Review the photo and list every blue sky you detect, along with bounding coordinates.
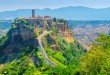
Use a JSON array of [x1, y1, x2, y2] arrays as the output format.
[[0, 0, 110, 11]]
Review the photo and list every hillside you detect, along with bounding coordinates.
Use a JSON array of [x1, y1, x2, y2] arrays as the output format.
[[0, 16, 85, 75], [1, 6, 110, 20], [1, 13, 110, 74], [68, 20, 110, 49], [1, 20, 110, 50]]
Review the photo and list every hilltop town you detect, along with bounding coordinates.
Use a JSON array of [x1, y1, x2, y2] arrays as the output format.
[[10, 9, 74, 46], [0, 9, 81, 75], [0, 8, 110, 75], [1, 0, 110, 74]]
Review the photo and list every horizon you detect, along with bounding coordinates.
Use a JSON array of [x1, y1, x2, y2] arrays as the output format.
[[1, 5, 110, 20], [1, 6, 110, 12], [1, 0, 110, 12]]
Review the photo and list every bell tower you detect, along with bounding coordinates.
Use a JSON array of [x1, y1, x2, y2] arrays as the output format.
[[32, 9, 35, 17]]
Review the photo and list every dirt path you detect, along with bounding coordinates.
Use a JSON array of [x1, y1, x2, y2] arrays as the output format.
[[37, 31, 57, 66]]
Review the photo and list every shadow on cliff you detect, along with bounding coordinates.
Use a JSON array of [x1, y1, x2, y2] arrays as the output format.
[[0, 27, 39, 65]]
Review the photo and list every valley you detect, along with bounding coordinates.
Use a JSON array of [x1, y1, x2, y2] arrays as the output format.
[[1, 0, 110, 74], [0, 10, 110, 75], [68, 20, 110, 49], [73, 25, 110, 49]]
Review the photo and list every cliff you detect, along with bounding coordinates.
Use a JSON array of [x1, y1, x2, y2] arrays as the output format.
[[0, 17, 84, 75]]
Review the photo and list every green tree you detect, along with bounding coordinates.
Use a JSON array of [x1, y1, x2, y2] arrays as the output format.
[[80, 35, 110, 75]]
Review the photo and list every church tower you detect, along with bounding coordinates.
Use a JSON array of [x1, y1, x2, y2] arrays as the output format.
[[32, 9, 35, 17]]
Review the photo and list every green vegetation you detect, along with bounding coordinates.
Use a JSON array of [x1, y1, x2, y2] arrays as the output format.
[[80, 34, 110, 75], [0, 28, 85, 75], [1, 18, 110, 75], [12, 18, 36, 31], [0, 29, 12, 51], [0, 36, 7, 46], [1, 56, 38, 75]]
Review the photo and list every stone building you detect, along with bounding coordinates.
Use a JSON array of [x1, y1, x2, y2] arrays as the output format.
[[26, 10, 53, 29], [11, 9, 54, 45]]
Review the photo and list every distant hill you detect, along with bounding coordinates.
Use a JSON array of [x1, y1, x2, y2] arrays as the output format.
[[67, 20, 110, 28], [1, 6, 110, 20]]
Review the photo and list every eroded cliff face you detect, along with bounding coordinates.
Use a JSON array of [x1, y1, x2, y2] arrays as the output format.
[[11, 24, 35, 45], [0, 17, 74, 64], [10, 17, 53, 47], [0, 19, 38, 63], [12, 17, 73, 44]]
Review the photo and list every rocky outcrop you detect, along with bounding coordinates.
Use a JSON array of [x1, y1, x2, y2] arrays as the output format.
[[0, 17, 72, 64]]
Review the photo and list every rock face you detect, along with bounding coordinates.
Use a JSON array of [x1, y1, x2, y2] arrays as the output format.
[[11, 17, 71, 45], [11, 24, 35, 45], [56, 22, 74, 43], [0, 16, 54, 63], [0, 15, 73, 62], [10, 16, 53, 45]]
